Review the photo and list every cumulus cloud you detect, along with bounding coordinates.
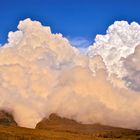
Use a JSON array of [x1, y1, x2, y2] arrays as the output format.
[[123, 45, 140, 91], [88, 21, 140, 77], [0, 18, 140, 129]]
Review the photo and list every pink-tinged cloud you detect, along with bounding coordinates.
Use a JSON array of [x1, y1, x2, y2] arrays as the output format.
[[0, 19, 140, 129]]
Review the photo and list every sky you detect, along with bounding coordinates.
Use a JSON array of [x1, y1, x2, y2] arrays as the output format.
[[0, 0, 140, 47]]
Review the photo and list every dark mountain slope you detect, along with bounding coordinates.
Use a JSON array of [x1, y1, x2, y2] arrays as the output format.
[[0, 110, 17, 126]]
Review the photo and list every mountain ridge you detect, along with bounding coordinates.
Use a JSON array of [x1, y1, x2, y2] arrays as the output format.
[[0, 111, 140, 140]]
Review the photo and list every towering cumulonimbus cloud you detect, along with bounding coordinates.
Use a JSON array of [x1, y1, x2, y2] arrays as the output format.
[[88, 21, 140, 77], [0, 18, 140, 129]]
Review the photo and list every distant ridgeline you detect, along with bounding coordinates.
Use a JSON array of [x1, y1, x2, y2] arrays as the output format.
[[0, 110, 140, 140]]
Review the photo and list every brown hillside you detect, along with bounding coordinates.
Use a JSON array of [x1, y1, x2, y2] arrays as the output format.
[[36, 113, 131, 135], [0, 113, 140, 139]]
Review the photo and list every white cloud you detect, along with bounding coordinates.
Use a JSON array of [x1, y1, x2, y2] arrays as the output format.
[[0, 18, 140, 129], [88, 21, 140, 77]]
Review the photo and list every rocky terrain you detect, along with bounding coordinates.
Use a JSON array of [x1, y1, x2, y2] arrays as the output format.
[[0, 111, 140, 140], [0, 110, 17, 126]]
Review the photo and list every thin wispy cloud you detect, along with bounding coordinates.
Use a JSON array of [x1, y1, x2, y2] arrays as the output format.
[[68, 37, 92, 48]]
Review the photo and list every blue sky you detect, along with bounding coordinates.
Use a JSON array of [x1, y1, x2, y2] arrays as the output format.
[[0, 0, 140, 47]]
